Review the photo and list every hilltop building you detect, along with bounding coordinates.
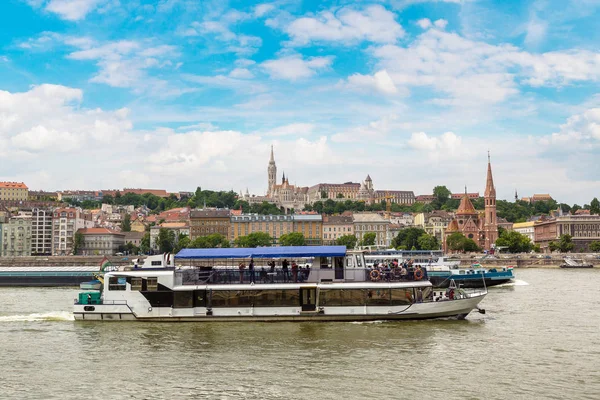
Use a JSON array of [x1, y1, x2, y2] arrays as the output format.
[[0, 182, 28, 202]]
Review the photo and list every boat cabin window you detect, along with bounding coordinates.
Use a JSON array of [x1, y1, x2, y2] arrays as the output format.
[[174, 291, 194, 308], [320, 257, 331, 269], [108, 276, 126, 291], [146, 277, 158, 291], [193, 290, 206, 307], [151, 261, 162, 266], [391, 289, 414, 305], [319, 289, 365, 306], [130, 278, 142, 291], [210, 290, 299, 307], [366, 289, 390, 306]]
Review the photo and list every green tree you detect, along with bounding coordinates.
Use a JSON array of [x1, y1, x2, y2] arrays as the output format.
[[446, 232, 480, 252], [336, 234, 357, 249], [121, 214, 131, 232], [588, 241, 600, 252], [140, 232, 150, 254], [557, 234, 575, 252], [157, 228, 176, 253], [590, 198, 600, 215], [73, 231, 84, 255], [533, 244, 541, 253], [235, 232, 273, 248], [174, 235, 191, 253], [191, 234, 230, 248], [392, 227, 426, 250], [361, 232, 377, 246], [279, 232, 305, 246], [433, 185, 451, 205], [336, 193, 344, 199], [417, 233, 439, 250], [495, 230, 533, 253]]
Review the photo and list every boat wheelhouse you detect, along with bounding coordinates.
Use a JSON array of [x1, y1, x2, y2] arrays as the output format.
[[74, 246, 486, 322]]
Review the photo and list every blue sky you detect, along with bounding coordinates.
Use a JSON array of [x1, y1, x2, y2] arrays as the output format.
[[1, 0, 600, 204]]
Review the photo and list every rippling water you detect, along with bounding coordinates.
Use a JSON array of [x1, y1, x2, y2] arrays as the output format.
[[1, 269, 599, 399]]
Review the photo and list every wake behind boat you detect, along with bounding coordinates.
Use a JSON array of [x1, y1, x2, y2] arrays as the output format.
[[73, 246, 486, 322]]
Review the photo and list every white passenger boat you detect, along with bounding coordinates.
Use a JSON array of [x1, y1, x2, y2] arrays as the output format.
[[73, 246, 487, 322]]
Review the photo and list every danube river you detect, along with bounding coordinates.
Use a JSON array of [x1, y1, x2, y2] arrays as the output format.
[[1, 269, 599, 399]]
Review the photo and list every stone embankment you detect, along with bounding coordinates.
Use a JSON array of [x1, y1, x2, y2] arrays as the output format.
[[0, 256, 135, 268]]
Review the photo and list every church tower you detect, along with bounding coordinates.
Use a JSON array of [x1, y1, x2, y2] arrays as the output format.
[[267, 145, 277, 196], [484, 153, 498, 250]]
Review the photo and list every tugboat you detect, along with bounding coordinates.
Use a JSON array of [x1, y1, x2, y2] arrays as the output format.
[[73, 246, 487, 322]]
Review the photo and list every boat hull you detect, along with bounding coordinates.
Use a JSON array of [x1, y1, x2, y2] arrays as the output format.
[[559, 265, 593, 269], [73, 294, 485, 322], [428, 275, 513, 288], [0, 273, 97, 287]]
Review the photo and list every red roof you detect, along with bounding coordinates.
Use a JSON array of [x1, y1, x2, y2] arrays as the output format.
[[0, 182, 28, 189]]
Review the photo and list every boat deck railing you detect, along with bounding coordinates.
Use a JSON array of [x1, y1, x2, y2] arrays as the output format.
[[178, 267, 428, 286]]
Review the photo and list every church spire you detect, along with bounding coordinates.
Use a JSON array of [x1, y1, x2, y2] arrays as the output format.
[[270, 145, 275, 163], [485, 153, 496, 198]]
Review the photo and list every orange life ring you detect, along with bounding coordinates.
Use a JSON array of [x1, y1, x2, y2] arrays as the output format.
[[369, 269, 381, 282], [414, 268, 424, 281]]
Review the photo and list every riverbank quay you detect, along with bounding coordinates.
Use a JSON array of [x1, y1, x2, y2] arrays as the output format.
[[0, 254, 595, 269], [0, 255, 134, 268]]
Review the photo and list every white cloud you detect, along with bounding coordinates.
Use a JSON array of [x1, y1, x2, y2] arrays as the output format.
[[263, 123, 315, 137], [0, 84, 344, 194], [540, 108, 600, 145], [45, 0, 102, 21], [345, 70, 404, 95], [370, 29, 600, 107], [65, 39, 179, 92], [524, 16, 547, 48], [408, 131, 462, 153], [434, 19, 448, 29], [229, 68, 254, 79], [254, 3, 275, 17], [261, 55, 334, 80], [183, 10, 262, 55], [417, 18, 432, 29], [331, 115, 396, 143], [284, 5, 404, 46]]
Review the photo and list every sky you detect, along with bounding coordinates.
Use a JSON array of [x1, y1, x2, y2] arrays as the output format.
[[1, 0, 600, 205]]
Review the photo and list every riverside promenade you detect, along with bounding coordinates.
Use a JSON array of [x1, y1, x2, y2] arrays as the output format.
[[0, 253, 596, 269]]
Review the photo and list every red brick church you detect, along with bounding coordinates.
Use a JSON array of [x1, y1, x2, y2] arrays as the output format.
[[444, 156, 498, 252]]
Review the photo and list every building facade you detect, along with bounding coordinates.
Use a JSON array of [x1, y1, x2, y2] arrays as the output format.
[[77, 228, 125, 255], [52, 208, 94, 255], [414, 210, 454, 242], [444, 156, 498, 252], [189, 209, 230, 240], [534, 215, 600, 253], [264, 147, 309, 211], [292, 214, 323, 245], [353, 212, 391, 247], [30, 208, 53, 256], [230, 214, 294, 243], [1, 214, 32, 257], [513, 221, 535, 243], [150, 222, 190, 250], [0, 182, 28, 201], [322, 215, 354, 244]]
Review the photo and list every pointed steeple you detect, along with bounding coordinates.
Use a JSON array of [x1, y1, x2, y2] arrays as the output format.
[[485, 152, 496, 198], [457, 187, 477, 215], [269, 145, 275, 163], [282, 171, 286, 184]]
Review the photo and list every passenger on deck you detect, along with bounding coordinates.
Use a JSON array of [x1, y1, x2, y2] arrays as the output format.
[[282, 259, 290, 282], [268, 260, 276, 283], [291, 261, 298, 282], [238, 262, 246, 283], [260, 268, 268, 283], [249, 258, 255, 283]]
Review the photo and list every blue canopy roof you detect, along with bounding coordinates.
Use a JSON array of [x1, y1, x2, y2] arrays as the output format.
[[175, 246, 347, 259]]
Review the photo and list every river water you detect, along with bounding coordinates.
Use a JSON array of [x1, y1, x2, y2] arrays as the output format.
[[1, 268, 599, 400]]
